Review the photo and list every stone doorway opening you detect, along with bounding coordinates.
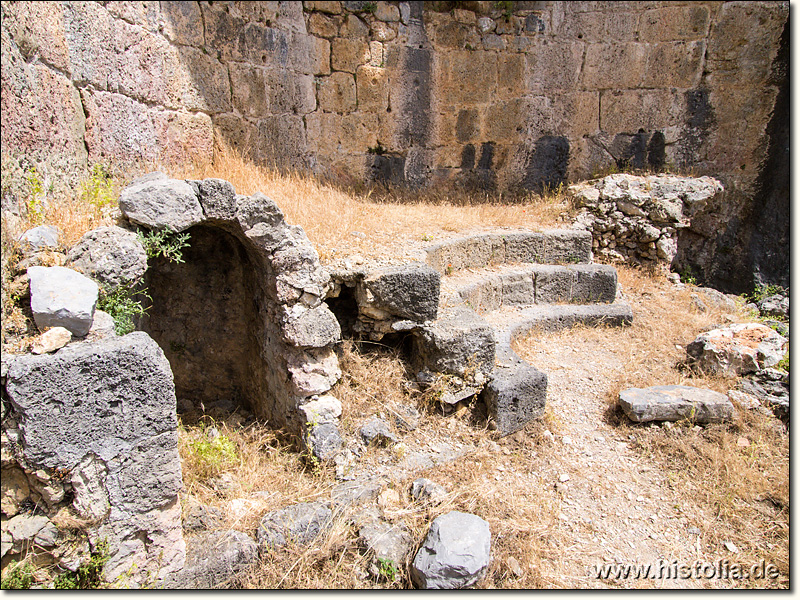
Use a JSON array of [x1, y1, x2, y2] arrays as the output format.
[[142, 225, 269, 421]]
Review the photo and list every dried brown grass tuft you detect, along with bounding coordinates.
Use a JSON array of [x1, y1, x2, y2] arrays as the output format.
[[174, 144, 571, 262]]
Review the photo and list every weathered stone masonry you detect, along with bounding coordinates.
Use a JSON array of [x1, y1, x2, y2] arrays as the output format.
[[0, 1, 789, 291]]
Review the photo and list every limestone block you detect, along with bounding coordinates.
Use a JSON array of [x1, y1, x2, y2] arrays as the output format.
[[356, 65, 389, 111], [341, 13, 369, 38], [304, 423, 344, 460], [81, 89, 158, 163], [1, 0, 71, 71], [67, 226, 148, 290], [163, 530, 258, 589], [555, 9, 639, 42], [61, 1, 119, 89], [0, 41, 87, 165], [109, 24, 172, 107], [501, 271, 535, 306], [482, 364, 547, 436], [331, 38, 370, 73], [255, 115, 309, 167], [308, 12, 341, 37], [568, 91, 600, 136], [686, 323, 788, 377], [437, 51, 497, 104], [229, 63, 270, 118], [153, 109, 214, 166], [118, 177, 204, 232], [599, 89, 685, 134], [581, 42, 647, 90], [201, 4, 247, 61], [287, 347, 342, 396], [28, 266, 98, 337], [370, 20, 397, 42], [19, 226, 61, 252], [306, 1, 343, 15], [269, 70, 316, 115], [524, 41, 584, 93], [282, 304, 342, 348], [312, 36, 332, 75], [103, 1, 161, 31], [619, 385, 735, 424], [497, 54, 525, 99], [160, 1, 205, 46], [298, 395, 342, 425], [485, 99, 525, 142], [375, 3, 401, 22], [642, 41, 704, 89], [639, 4, 709, 42], [319, 72, 357, 112], [193, 178, 238, 222], [411, 511, 492, 589], [166, 46, 232, 113]]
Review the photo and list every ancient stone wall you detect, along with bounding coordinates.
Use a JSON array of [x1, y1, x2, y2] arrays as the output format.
[[0, 1, 788, 290]]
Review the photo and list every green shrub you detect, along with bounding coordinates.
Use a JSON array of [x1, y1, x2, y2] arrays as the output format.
[[1, 561, 35, 589], [97, 282, 151, 335], [80, 164, 116, 209], [137, 227, 191, 264]]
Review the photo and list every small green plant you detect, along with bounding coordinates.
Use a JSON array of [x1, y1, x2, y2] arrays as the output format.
[[776, 349, 789, 373], [80, 164, 116, 209], [745, 283, 785, 304], [185, 423, 238, 477], [367, 141, 387, 156], [377, 557, 399, 581], [137, 227, 191, 264], [24, 165, 46, 224], [362, 2, 377, 13], [1, 560, 35, 589], [54, 572, 80, 589], [494, 0, 513, 18], [679, 268, 697, 286], [97, 282, 151, 335]]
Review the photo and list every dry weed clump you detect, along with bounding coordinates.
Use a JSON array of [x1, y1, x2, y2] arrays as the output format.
[[175, 145, 572, 261]]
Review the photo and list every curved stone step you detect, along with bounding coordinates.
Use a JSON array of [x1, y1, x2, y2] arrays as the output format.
[[478, 301, 632, 435], [425, 229, 592, 275], [442, 263, 619, 312]]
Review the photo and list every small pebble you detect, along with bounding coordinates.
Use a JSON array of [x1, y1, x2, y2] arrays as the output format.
[[558, 473, 570, 483], [724, 541, 738, 553]]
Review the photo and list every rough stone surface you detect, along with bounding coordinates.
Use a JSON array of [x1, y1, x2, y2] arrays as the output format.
[[358, 263, 440, 322], [4, 332, 185, 583], [411, 511, 492, 589], [757, 294, 789, 320], [257, 502, 332, 549], [19, 225, 61, 252], [412, 306, 495, 403], [118, 177, 204, 232], [304, 423, 345, 461], [67, 226, 148, 290], [359, 518, 414, 566], [411, 478, 447, 504], [482, 364, 547, 436], [619, 385, 736, 424], [163, 530, 258, 589], [31, 326, 72, 354], [686, 323, 788, 376], [570, 174, 724, 266], [299, 395, 343, 425], [359, 416, 398, 446], [28, 266, 98, 336]]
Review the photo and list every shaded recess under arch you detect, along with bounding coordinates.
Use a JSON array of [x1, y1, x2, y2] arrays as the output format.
[[119, 174, 342, 432]]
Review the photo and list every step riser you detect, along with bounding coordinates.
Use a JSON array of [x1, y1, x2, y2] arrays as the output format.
[[426, 230, 592, 275], [457, 265, 618, 313]]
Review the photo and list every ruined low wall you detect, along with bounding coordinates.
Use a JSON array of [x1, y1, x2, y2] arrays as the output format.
[[0, 1, 789, 291]]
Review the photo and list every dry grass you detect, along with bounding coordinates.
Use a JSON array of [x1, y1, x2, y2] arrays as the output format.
[[513, 264, 789, 589], [175, 145, 570, 262]]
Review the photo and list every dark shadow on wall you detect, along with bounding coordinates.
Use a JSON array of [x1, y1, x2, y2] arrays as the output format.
[[521, 135, 570, 195], [747, 17, 790, 290]]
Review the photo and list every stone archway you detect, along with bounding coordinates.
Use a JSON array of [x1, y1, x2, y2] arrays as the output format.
[[119, 173, 342, 432]]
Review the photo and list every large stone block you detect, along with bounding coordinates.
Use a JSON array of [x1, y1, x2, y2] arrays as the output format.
[[524, 41, 584, 93], [119, 177, 204, 232], [1, 0, 71, 72], [581, 42, 647, 90], [318, 71, 357, 113], [642, 41, 704, 89], [81, 89, 158, 163], [356, 65, 389, 111], [436, 51, 497, 104], [331, 38, 370, 73], [0, 36, 87, 165], [28, 266, 98, 336], [411, 511, 491, 589], [599, 89, 685, 134], [229, 63, 270, 118], [482, 364, 547, 436], [164, 45, 231, 114], [358, 263, 440, 322], [619, 385, 736, 424], [308, 12, 342, 37], [268, 70, 316, 115], [67, 226, 148, 290], [639, 4, 710, 42], [4, 332, 185, 583], [160, 1, 205, 46]]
